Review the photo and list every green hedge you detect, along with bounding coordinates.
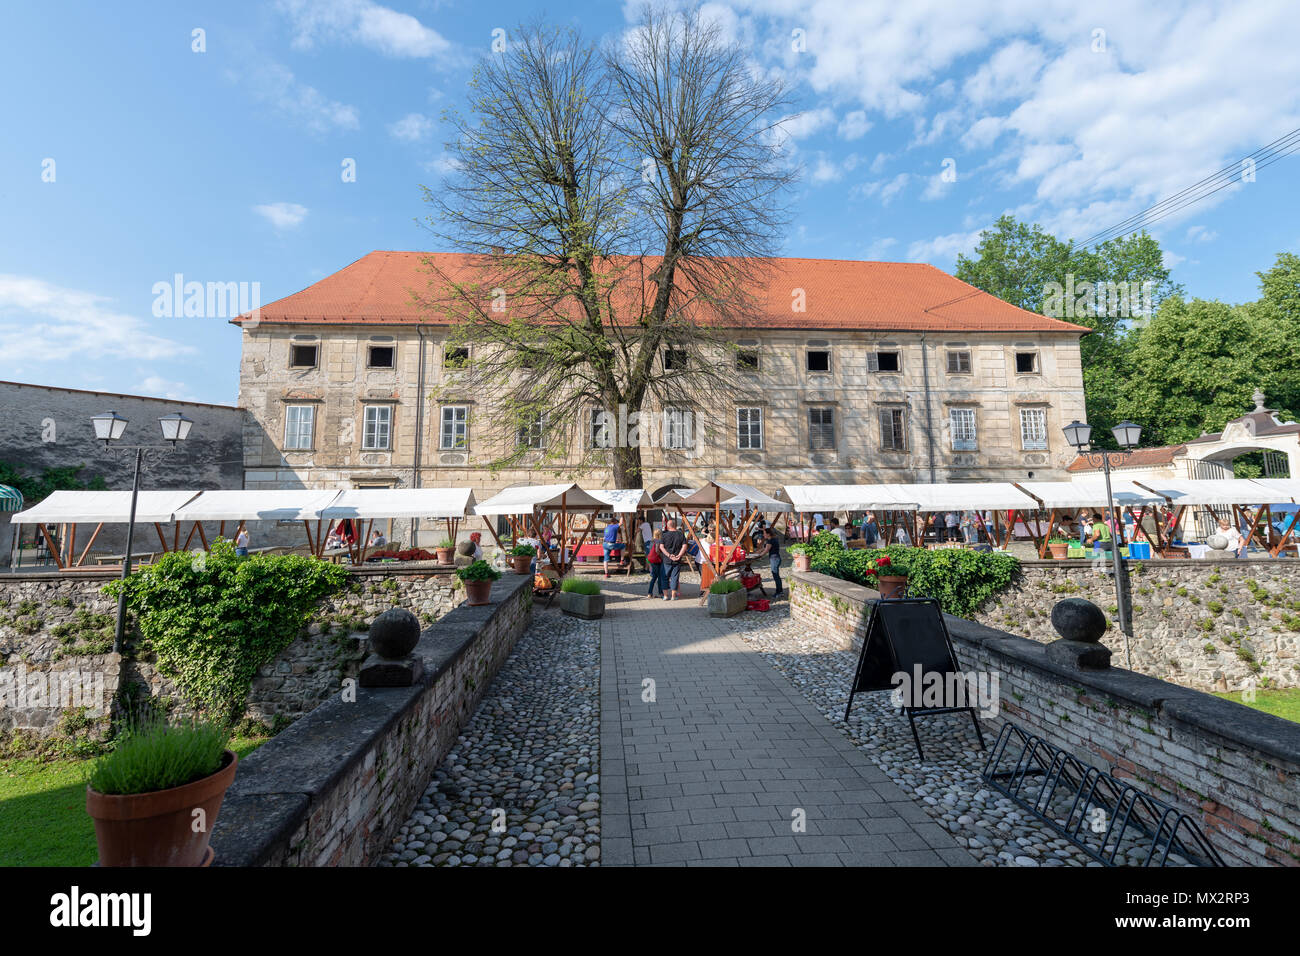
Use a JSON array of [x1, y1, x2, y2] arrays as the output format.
[[803, 533, 1019, 618]]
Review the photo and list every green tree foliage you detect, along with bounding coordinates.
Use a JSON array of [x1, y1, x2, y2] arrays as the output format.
[[105, 540, 349, 720], [0, 462, 106, 502]]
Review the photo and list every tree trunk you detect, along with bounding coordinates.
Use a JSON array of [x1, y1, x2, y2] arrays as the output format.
[[612, 443, 642, 490]]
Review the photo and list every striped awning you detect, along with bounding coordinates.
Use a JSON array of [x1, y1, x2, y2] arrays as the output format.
[[0, 484, 22, 513]]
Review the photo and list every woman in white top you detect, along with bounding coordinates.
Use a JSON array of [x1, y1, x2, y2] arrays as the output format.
[[1217, 518, 1244, 555], [235, 527, 250, 557]]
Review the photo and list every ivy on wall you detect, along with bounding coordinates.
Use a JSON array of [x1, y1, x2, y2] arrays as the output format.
[[105, 539, 349, 719]]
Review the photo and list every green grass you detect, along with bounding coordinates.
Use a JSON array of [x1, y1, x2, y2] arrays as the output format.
[[1214, 688, 1300, 724], [0, 735, 269, 867], [560, 577, 601, 595]]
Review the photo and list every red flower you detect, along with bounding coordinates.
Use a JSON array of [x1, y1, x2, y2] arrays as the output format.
[[875, 556, 891, 569]]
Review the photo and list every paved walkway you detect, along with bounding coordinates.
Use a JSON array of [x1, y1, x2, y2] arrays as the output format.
[[598, 578, 976, 866]]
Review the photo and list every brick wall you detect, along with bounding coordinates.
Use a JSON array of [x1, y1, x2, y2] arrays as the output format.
[[210, 572, 532, 866], [790, 570, 1300, 867]]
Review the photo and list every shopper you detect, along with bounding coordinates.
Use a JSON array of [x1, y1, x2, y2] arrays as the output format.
[[658, 518, 688, 601], [646, 529, 665, 597], [602, 517, 621, 578], [760, 525, 784, 598]]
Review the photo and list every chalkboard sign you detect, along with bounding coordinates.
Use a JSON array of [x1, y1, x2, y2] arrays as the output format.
[[844, 598, 985, 759]]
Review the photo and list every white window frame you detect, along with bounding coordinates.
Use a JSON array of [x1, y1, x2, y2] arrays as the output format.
[[950, 408, 977, 451], [362, 405, 392, 451], [589, 408, 613, 449], [440, 405, 468, 449], [367, 344, 396, 368], [1020, 407, 1048, 451], [946, 350, 971, 374], [284, 405, 315, 450], [737, 407, 763, 450], [808, 407, 835, 451], [664, 408, 694, 450], [517, 412, 547, 450]]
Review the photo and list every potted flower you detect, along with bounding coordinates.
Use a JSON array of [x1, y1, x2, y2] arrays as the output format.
[[85, 714, 237, 867], [707, 578, 747, 618], [1047, 536, 1070, 560], [789, 544, 811, 572], [435, 539, 455, 565], [456, 559, 501, 605], [508, 543, 537, 575], [869, 555, 908, 599], [559, 577, 604, 619]]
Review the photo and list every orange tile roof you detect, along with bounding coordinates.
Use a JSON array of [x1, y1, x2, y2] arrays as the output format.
[[234, 251, 1091, 334], [1066, 445, 1187, 472]]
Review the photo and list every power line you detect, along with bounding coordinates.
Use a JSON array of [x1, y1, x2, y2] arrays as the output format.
[[1081, 126, 1300, 246]]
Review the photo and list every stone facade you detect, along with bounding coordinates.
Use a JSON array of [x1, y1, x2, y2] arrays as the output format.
[[790, 570, 1300, 867], [0, 567, 461, 741], [211, 572, 533, 866]]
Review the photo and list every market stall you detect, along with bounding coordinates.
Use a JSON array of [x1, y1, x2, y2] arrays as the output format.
[[1133, 477, 1300, 556], [473, 483, 608, 574], [10, 489, 202, 570], [320, 488, 476, 564], [658, 481, 791, 592], [1015, 479, 1167, 556], [171, 489, 343, 558]]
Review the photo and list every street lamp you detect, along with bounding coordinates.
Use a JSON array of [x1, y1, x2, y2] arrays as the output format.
[[1064, 419, 1142, 668], [95, 411, 194, 653]]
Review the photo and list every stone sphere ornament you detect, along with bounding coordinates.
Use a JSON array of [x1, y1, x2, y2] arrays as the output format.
[[1207, 534, 1228, 550], [368, 607, 420, 659], [1050, 597, 1107, 644]]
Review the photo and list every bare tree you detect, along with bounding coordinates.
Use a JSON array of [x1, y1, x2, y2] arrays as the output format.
[[419, 8, 795, 487]]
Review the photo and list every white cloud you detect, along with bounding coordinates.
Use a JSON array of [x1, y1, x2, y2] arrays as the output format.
[[838, 110, 871, 140], [421, 154, 461, 176], [853, 172, 910, 205], [254, 202, 309, 230], [862, 237, 898, 259], [278, 0, 452, 59], [388, 112, 434, 142], [239, 62, 359, 133], [1186, 224, 1218, 243], [906, 228, 986, 265], [0, 275, 193, 366], [1162, 249, 1187, 269], [809, 152, 861, 184], [135, 376, 199, 402]]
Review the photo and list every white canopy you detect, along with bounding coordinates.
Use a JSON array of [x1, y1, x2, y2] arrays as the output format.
[[13, 489, 202, 525], [891, 482, 1041, 512], [1244, 478, 1300, 503], [173, 489, 343, 522], [1016, 479, 1164, 509], [783, 484, 919, 512], [587, 489, 653, 513], [661, 481, 791, 512], [474, 482, 607, 516], [1130, 478, 1284, 507], [320, 488, 475, 520]]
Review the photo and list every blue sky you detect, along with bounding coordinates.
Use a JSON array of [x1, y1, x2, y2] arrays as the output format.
[[3, 0, 1299, 405]]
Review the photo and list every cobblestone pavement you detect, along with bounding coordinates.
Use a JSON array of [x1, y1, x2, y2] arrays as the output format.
[[598, 576, 977, 867]]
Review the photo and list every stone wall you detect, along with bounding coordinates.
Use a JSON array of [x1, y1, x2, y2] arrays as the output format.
[[972, 558, 1300, 693], [790, 570, 1300, 867], [210, 572, 532, 866], [0, 567, 459, 741]]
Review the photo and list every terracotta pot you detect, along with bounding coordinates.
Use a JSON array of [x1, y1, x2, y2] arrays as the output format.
[[87, 749, 237, 867], [463, 578, 494, 605], [436, 547, 454, 564], [1048, 542, 1069, 560], [510, 555, 532, 575], [877, 575, 908, 599], [793, 553, 811, 572]]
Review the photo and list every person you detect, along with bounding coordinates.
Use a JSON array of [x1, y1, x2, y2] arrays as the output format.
[[639, 516, 653, 555], [1217, 517, 1244, 555], [325, 527, 344, 551], [961, 510, 979, 545], [813, 512, 825, 533], [944, 510, 960, 542], [862, 512, 879, 547], [367, 528, 386, 549], [895, 523, 909, 544], [759, 525, 784, 598], [469, 531, 483, 561], [658, 517, 688, 601], [602, 517, 622, 578], [828, 517, 848, 547], [1085, 512, 1112, 553], [235, 526, 250, 557], [646, 528, 665, 597]]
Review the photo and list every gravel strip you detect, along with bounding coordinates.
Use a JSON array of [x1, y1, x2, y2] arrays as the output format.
[[379, 609, 600, 867]]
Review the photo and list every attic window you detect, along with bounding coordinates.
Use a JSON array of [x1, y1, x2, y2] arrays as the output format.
[[737, 349, 760, 371], [367, 346, 395, 368], [868, 351, 900, 373], [290, 344, 318, 369], [806, 350, 830, 373], [445, 346, 470, 369], [1015, 351, 1039, 374]]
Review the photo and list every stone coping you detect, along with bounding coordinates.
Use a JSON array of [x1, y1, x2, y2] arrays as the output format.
[[792, 570, 1300, 770], [210, 572, 530, 866], [0, 562, 467, 582]]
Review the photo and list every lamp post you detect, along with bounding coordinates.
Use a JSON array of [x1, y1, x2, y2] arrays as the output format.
[[93, 410, 194, 653], [1063, 419, 1141, 669]]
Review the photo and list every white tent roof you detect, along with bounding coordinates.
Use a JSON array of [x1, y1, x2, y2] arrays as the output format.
[[783, 484, 920, 512], [891, 482, 1042, 511], [662, 481, 791, 511], [13, 489, 202, 525], [320, 488, 475, 520], [1017, 479, 1164, 509], [1128, 477, 1300, 506], [587, 489, 653, 513], [1244, 478, 1300, 503], [173, 489, 343, 522], [474, 483, 607, 516]]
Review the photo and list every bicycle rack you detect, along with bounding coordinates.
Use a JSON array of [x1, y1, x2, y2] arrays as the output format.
[[981, 723, 1226, 867]]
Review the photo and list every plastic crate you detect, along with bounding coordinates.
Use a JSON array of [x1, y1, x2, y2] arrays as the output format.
[[746, 599, 770, 612], [1128, 541, 1151, 560]]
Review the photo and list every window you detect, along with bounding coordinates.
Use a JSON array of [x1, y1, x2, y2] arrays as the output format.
[[806, 350, 830, 373], [1015, 351, 1039, 374], [444, 346, 469, 369], [1020, 408, 1048, 450], [879, 407, 907, 451], [868, 351, 900, 373], [290, 344, 318, 368], [736, 349, 760, 371], [589, 408, 613, 448], [284, 405, 315, 450], [808, 407, 835, 451], [737, 407, 763, 450], [362, 405, 392, 450], [947, 350, 971, 374], [517, 412, 546, 450], [367, 345, 395, 368], [440, 405, 468, 449], [664, 408, 693, 449], [950, 408, 977, 451], [664, 349, 689, 371]]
